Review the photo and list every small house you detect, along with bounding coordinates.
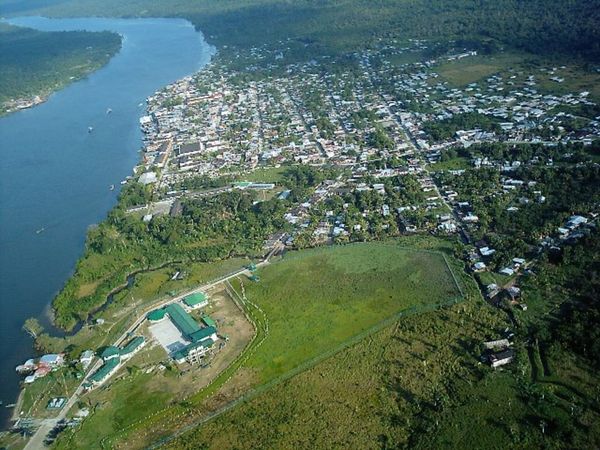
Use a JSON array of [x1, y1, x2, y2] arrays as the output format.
[[489, 348, 515, 368]]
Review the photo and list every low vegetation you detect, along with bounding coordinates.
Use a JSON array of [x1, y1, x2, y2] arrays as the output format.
[[162, 238, 600, 450]]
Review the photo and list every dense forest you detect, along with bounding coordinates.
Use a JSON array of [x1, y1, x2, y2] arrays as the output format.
[[50, 166, 330, 328], [0, 23, 120, 112], [2, 0, 599, 62]]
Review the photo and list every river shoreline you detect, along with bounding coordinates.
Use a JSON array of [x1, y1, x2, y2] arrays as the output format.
[[0, 16, 214, 429]]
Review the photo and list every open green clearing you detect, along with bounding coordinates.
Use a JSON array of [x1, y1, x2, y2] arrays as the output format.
[[162, 271, 600, 450], [429, 156, 471, 172], [164, 291, 508, 449], [54, 239, 464, 448], [434, 53, 528, 87], [232, 165, 289, 183], [236, 242, 461, 383]]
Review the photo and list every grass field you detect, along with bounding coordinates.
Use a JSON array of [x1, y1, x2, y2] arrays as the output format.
[[430, 156, 471, 171], [67, 239, 465, 448], [164, 291, 508, 449], [232, 165, 289, 183], [434, 53, 527, 87], [536, 66, 600, 103], [237, 242, 461, 383], [161, 253, 600, 450]]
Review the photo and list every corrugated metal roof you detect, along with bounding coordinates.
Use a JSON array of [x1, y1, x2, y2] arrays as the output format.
[[100, 346, 120, 359], [189, 326, 217, 343], [89, 358, 119, 383], [183, 292, 207, 307], [147, 309, 166, 321], [201, 315, 217, 328], [165, 303, 201, 338], [120, 336, 145, 355]]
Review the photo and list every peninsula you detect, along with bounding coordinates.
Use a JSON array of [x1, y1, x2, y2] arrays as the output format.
[[0, 23, 121, 115]]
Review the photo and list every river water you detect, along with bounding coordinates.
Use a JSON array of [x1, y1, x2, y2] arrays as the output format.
[[0, 16, 214, 427]]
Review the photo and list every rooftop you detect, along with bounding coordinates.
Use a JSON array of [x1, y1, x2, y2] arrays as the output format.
[[165, 303, 201, 339], [172, 338, 215, 361], [100, 346, 120, 360], [201, 314, 217, 328], [120, 336, 145, 355], [183, 292, 207, 307], [89, 358, 119, 383], [189, 326, 217, 343]]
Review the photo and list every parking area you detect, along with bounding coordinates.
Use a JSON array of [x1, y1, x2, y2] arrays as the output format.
[[149, 318, 188, 355]]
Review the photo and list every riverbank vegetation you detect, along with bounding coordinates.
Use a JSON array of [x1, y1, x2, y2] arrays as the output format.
[[0, 23, 121, 114], [51, 166, 330, 330]]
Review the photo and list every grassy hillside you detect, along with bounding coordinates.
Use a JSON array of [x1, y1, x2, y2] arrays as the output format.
[[0, 23, 121, 113], [3, 0, 599, 61]]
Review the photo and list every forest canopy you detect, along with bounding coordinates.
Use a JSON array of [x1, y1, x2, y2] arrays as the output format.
[[0, 23, 121, 110], [2, 0, 599, 62]]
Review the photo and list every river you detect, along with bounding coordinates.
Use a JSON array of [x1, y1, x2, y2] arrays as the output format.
[[0, 16, 214, 428]]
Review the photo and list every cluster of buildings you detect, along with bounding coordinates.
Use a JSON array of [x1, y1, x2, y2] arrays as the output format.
[[121, 39, 598, 257], [2, 94, 45, 115], [482, 338, 515, 369], [85, 336, 145, 388], [15, 354, 65, 384], [397, 69, 599, 155], [147, 292, 219, 365]]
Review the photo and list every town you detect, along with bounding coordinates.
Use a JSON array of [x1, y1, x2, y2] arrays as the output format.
[[131, 39, 599, 314], [7, 38, 600, 448]]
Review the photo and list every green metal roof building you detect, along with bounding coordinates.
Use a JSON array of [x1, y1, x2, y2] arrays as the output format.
[[172, 338, 214, 362], [165, 303, 201, 339], [183, 292, 207, 308], [147, 309, 166, 322], [189, 326, 217, 343], [89, 358, 119, 384], [100, 346, 120, 361], [120, 336, 145, 356], [201, 314, 217, 328], [147, 303, 211, 342]]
